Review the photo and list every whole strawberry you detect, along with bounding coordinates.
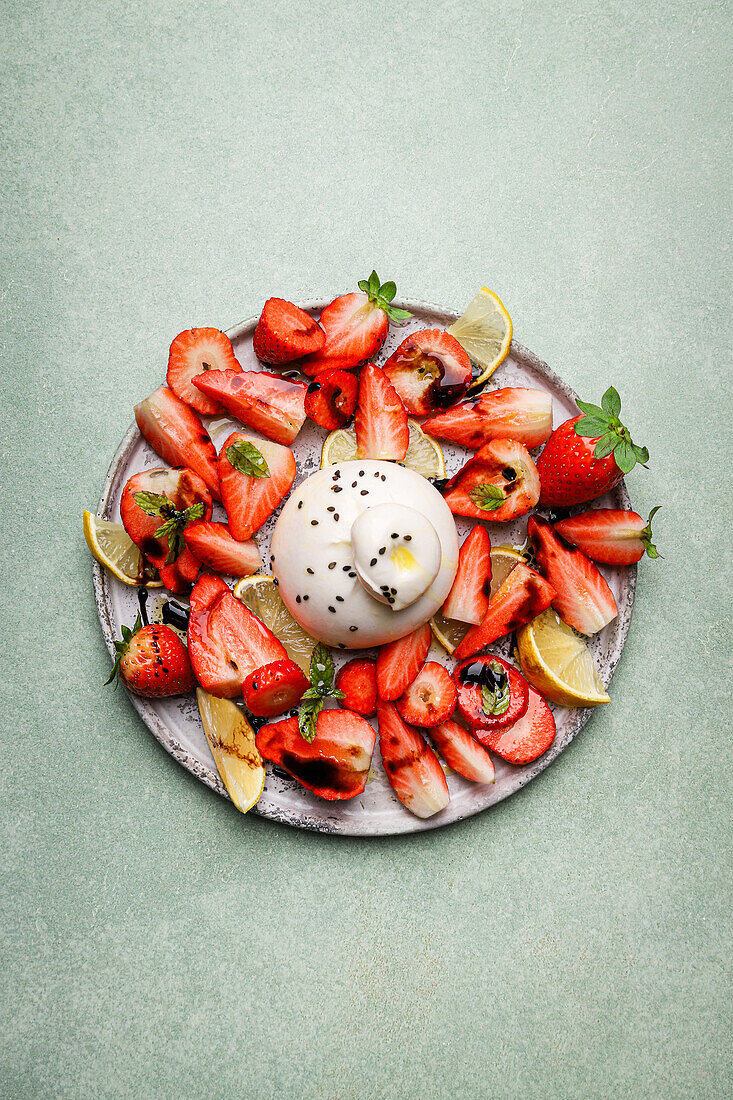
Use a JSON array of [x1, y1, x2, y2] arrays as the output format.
[[537, 387, 649, 506], [105, 614, 196, 697]]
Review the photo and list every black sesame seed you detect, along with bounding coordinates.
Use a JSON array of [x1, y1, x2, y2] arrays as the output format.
[[349, 626, 358, 632], [352, 481, 357, 488], [348, 571, 356, 578], [273, 578, 279, 586], [333, 470, 341, 479], [343, 565, 351, 572], [311, 520, 318, 525], [370, 557, 377, 567], [391, 587, 397, 594], [307, 567, 314, 575], [338, 643, 346, 649], [336, 596, 344, 602], [391, 533, 398, 539], [333, 513, 339, 521], [328, 606, 336, 613], [359, 470, 364, 476], [303, 595, 309, 601], [296, 595, 301, 603], [326, 506, 335, 512], [328, 562, 336, 570], [379, 547, 386, 555], [333, 486, 343, 493], [374, 472, 380, 478], [404, 534, 412, 541], [381, 474, 386, 481], [360, 490, 368, 496]]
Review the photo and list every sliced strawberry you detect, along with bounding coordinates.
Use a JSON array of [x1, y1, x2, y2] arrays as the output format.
[[192, 369, 307, 445], [453, 563, 555, 660], [441, 525, 491, 624], [253, 298, 325, 364], [528, 515, 617, 635], [166, 328, 241, 415], [442, 439, 540, 522], [423, 387, 553, 450], [376, 700, 450, 818], [218, 431, 296, 541], [335, 658, 377, 717], [376, 622, 432, 701], [483, 687, 556, 765], [242, 659, 309, 717], [381, 329, 472, 415], [429, 720, 496, 784], [120, 467, 213, 594], [256, 708, 376, 800], [553, 507, 661, 565], [188, 573, 287, 697], [355, 363, 409, 460], [134, 385, 221, 501], [183, 520, 260, 577], [304, 369, 359, 430], [453, 654, 529, 735], [395, 661, 457, 728]]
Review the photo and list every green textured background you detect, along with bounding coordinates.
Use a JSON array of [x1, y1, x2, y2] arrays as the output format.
[[2, 1, 731, 1097]]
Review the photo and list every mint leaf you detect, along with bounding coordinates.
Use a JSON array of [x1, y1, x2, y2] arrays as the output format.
[[225, 440, 269, 478], [601, 386, 621, 418], [468, 483, 507, 511], [153, 501, 206, 564], [298, 695, 323, 743], [575, 416, 610, 438], [480, 662, 510, 716], [133, 491, 173, 518], [310, 643, 335, 693], [297, 644, 343, 741]]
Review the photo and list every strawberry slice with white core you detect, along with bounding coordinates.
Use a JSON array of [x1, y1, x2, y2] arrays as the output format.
[[183, 520, 260, 577], [377, 700, 450, 819], [453, 562, 555, 660], [482, 687, 556, 766], [441, 438, 540, 522], [355, 363, 409, 461], [134, 385, 221, 501], [423, 387, 553, 450], [376, 622, 432, 701], [253, 298, 326, 364], [553, 507, 661, 565], [218, 431, 296, 541], [441, 525, 491, 624], [256, 709, 376, 800], [395, 661, 457, 728], [192, 369, 307, 446], [188, 574, 287, 697], [528, 515, 617, 635], [429, 720, 496, 784], [167, 328, 241, 415], [381, 329, 472, 415]]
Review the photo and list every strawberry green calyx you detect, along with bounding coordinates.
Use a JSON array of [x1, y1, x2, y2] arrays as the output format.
[[640, 506, 662, 559], [297, 643, 344, 743], [133, 491, 205, 564], [105, 613, 142, 686], [357, 270, 413, 322], [574, 387, 649, 475]]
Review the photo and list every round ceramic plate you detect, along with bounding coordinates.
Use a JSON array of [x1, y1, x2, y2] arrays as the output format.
[[93, 298, 635, 835]]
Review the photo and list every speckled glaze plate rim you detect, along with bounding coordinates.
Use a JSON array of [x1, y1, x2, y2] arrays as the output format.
[[93, 297, 636, 836]]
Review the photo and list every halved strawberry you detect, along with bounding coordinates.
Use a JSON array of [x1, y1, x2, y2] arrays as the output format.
[[299, 272, 412, 376], [483, 687, 556, 765], [218, 431, 296, 541], [376, 622, 432, 701], [256, 708, 376, 800], [166, 328, 241, 415], [395, 661, 457, 728], [253, 298, 326, 364], [527, 515, 617, 635], [441, 525, 491, 624], [429, 720, 496, 784], [192, 369, 307, 446], [381, 329, 472, 415], [376, 700, 450, 818], [188, 573, 287, 697], [453, 563, 555, 660], [335, 658, 377, 718], [183, 520, 260, 577], [304, 369, 359, 430], [441, 439, 540, 522], [553, 507, 661, 565], [453, 654, 529, 734], [355, 363, 409, 460], [134, 385, 221, 501], [423, 387, 553, 450], [120, 467, 213, 593], [242, 659, 309, 717]]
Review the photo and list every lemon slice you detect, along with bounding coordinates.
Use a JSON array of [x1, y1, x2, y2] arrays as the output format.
[[430, 545, 525, 654], [196, 689, 265, 812], [321, 419, 445, 480], [448, 287, 512, 390], [83, 510, 162, 587], [517, 609, 610, 707], [233, 574, 316, 673]]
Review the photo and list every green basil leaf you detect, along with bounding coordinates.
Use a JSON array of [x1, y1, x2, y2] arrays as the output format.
[[601, 386, 621, 418], [225, 440, 270, 478]]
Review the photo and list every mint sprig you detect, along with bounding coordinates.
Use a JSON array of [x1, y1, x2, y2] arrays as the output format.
[[468, 483, 507, 511], [574, 387, 649, 475], [132, 491, 205, 564], [640, 506, 662, 559], [297, 643, 344, 743], [225, 440, 270, 478], [480, 661, 510, 717], [357, 270, 412, 322]]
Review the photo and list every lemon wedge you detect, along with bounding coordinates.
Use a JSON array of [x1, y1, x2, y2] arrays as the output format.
[[517, 609, 610, 707], [233, 574, 316, 674], [448, 286, 512, 390], [321, 419, 445, 480], [196, 689, 265, 812], [430, 545, 525, 654], [83, 510, 162, 587]]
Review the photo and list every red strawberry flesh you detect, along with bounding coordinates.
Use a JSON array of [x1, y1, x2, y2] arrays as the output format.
[[192, 369, 307, 445], [256, 709, 376, 800], [382, 329, 472, 415], [218, 431, 296, 541], [395, 661, 457, 728], [429, 720, 496, 784], [423, 387, 553, 450], [453, 654, 529, 735], [335, 658, 378, 717], [482, 687, 556, 765], [134, 385, 221, 501], [453, 562, 555, 659], [442, 438, 540, 522], [441, 525, 491, 624], [376, 700, 450, 818], [527, 515, 617, 635], [183, 520, 260, 577], [253, 298, 326, 364], [242, 659, 309, 717], [304, 369, 359, 430], [376, 622, 432, 701], [166, 328, 241, 415], [355, 363, 409, 460]]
